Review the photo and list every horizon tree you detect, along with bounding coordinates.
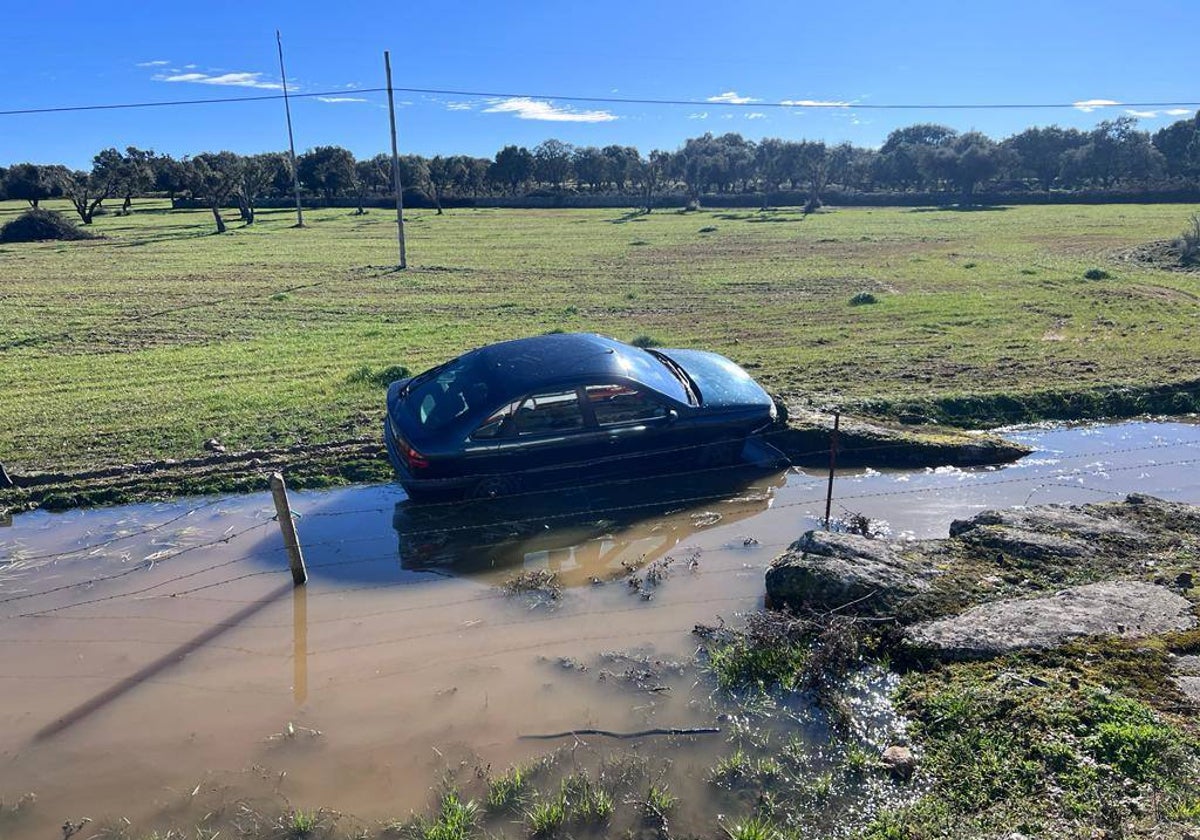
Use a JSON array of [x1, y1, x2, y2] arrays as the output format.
[[533, 139, 574, 188], [489, 145, 534, 195], [1003, 125, 1086, 191], [185, 151, 243, 233], [5, 163, 58, 208], [296, 145, 356, 202]]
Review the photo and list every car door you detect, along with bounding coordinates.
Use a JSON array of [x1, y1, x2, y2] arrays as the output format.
[[490, 387, 608, 489], [582, 383, 680, 477]]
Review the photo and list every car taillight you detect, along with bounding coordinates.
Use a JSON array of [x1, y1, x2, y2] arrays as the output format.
[[401, 439, 430, 470]]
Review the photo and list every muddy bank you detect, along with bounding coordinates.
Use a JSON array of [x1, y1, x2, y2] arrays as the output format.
[[0, 408, 1029, 515], [0, 438, 392, 514], [774, 403, 1029, 467], [845, 377, 1200, 429]]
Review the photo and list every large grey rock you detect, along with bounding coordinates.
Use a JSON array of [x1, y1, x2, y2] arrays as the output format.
[[766, 530, 930, 614], [1174, 655, 1200, 702], [949, 504, 1148, 562], [907, 581, 1196, 660]]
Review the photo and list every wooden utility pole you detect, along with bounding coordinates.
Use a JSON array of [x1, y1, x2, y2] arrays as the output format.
[[276, 30, 305, 228], [270, 472, 308, 585], [384, 50, 407, 269]]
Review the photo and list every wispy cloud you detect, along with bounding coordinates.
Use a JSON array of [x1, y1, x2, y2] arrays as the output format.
[[707, 91, 759, 105], [688, 112, 709, 120], [1165, 108, 1192, 116], [780, 98, 851, 108], [746, 112, 766, 120], [136, 59, 169, 67], [482, 97, 617, 122], [1073, 98, 1119, 113], [153, 71, 284, 90], [1125, 109, 1158, 118], [446, 101, 474, 111], [317, 96, 367, 104]]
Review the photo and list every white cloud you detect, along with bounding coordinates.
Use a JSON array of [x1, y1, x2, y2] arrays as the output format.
[[136, 59, 169, 67], [317, 96, 367, 104], [746, 112, 766, 120], [1125, 109, 1158, 118], [1073, 98, 1119, 113], [446, 101, 474, 111], [780, 99, 850, 108], [707, 91, 759, 104], [481, 97, 617, 122], [688, 112, 709, 120], [1165, 108, 1192, 116], [721, 113, 734, 120], [154, 71, 284, 90]]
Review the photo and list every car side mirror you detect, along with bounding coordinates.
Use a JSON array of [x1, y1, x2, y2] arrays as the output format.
[[667, 409, 679, 423]]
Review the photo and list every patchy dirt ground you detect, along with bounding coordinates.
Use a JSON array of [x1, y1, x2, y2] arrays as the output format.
[[1116, 239, 1200, 274]]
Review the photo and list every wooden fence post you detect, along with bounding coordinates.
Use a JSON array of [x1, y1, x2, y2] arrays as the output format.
[[270, 472, 307, 585], [823, 411, 840, 530]]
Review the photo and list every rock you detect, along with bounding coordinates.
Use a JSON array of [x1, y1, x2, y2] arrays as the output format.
[[949, 504, 1147, 561], [907, 581, 1196, 660], [765, 530, 930, 614], [1175, 655, 1200, 676], [1174, 655, 1200, 703], [880, 744, 916, 780], [203, 438, 226, 453], [1177, 571, 1194, 590]]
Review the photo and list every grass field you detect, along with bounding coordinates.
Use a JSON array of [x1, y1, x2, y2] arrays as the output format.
[[1, 199, 1198, 474]]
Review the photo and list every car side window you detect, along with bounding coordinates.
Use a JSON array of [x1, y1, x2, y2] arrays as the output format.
[[471, 400, 521, 439], [585, 384, 668, 426], [513, 389, 586, 436]]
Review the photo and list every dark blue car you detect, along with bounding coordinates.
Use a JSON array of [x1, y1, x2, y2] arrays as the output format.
[[384, 333, 781, 501]]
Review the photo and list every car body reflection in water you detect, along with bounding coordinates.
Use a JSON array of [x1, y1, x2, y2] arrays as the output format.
[[392, 439, 790, 585]]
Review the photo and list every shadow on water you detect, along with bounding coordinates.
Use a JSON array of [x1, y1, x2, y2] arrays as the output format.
[[389, 460, 789, 585], [289, 440, 789, 586]]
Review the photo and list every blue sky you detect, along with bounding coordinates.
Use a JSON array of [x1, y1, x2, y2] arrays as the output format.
[[2, 0, 1198, 168]]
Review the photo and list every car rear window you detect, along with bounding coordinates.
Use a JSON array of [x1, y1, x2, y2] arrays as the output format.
[[406, 357, 490, 431]]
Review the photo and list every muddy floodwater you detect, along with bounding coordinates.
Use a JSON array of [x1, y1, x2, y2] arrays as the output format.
[[0, 419, 1197, 838]]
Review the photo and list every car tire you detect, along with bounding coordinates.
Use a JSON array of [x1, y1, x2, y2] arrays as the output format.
[[470, 474, 522, 500]]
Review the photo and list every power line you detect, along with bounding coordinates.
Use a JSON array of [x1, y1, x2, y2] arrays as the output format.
[[2, 85, 1197, 118]]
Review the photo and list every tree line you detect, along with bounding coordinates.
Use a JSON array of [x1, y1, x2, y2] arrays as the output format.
[[2, 112, 1199, 230]]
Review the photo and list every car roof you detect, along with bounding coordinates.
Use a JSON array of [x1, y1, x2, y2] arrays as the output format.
[[470, 333, 685, 403]]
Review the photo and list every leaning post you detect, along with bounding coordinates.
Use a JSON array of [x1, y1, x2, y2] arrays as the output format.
[[270, 472, 308, 585], [823, 411, 840, 530]]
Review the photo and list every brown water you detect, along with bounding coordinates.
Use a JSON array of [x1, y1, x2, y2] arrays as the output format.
[[0, 420, 1197, 838]]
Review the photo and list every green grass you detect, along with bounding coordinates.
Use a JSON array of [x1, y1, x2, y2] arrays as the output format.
[[1, 200, 1198, 474], [860, 643, 1200, 839], [486, 764, 530, 813]]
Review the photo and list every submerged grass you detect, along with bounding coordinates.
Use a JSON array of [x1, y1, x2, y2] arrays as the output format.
[[2, 201, 1198, 478]]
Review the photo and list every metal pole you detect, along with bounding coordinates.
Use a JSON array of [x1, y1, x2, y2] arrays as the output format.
[[384, 50, 407, 270], [276, 30, 305, 228], [270, 472, 308, 585], [823, 411, 840, 529]]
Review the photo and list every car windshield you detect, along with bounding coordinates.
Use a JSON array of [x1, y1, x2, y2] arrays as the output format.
[[646, 350, 698, 406], [406, 356, 490, 431]]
